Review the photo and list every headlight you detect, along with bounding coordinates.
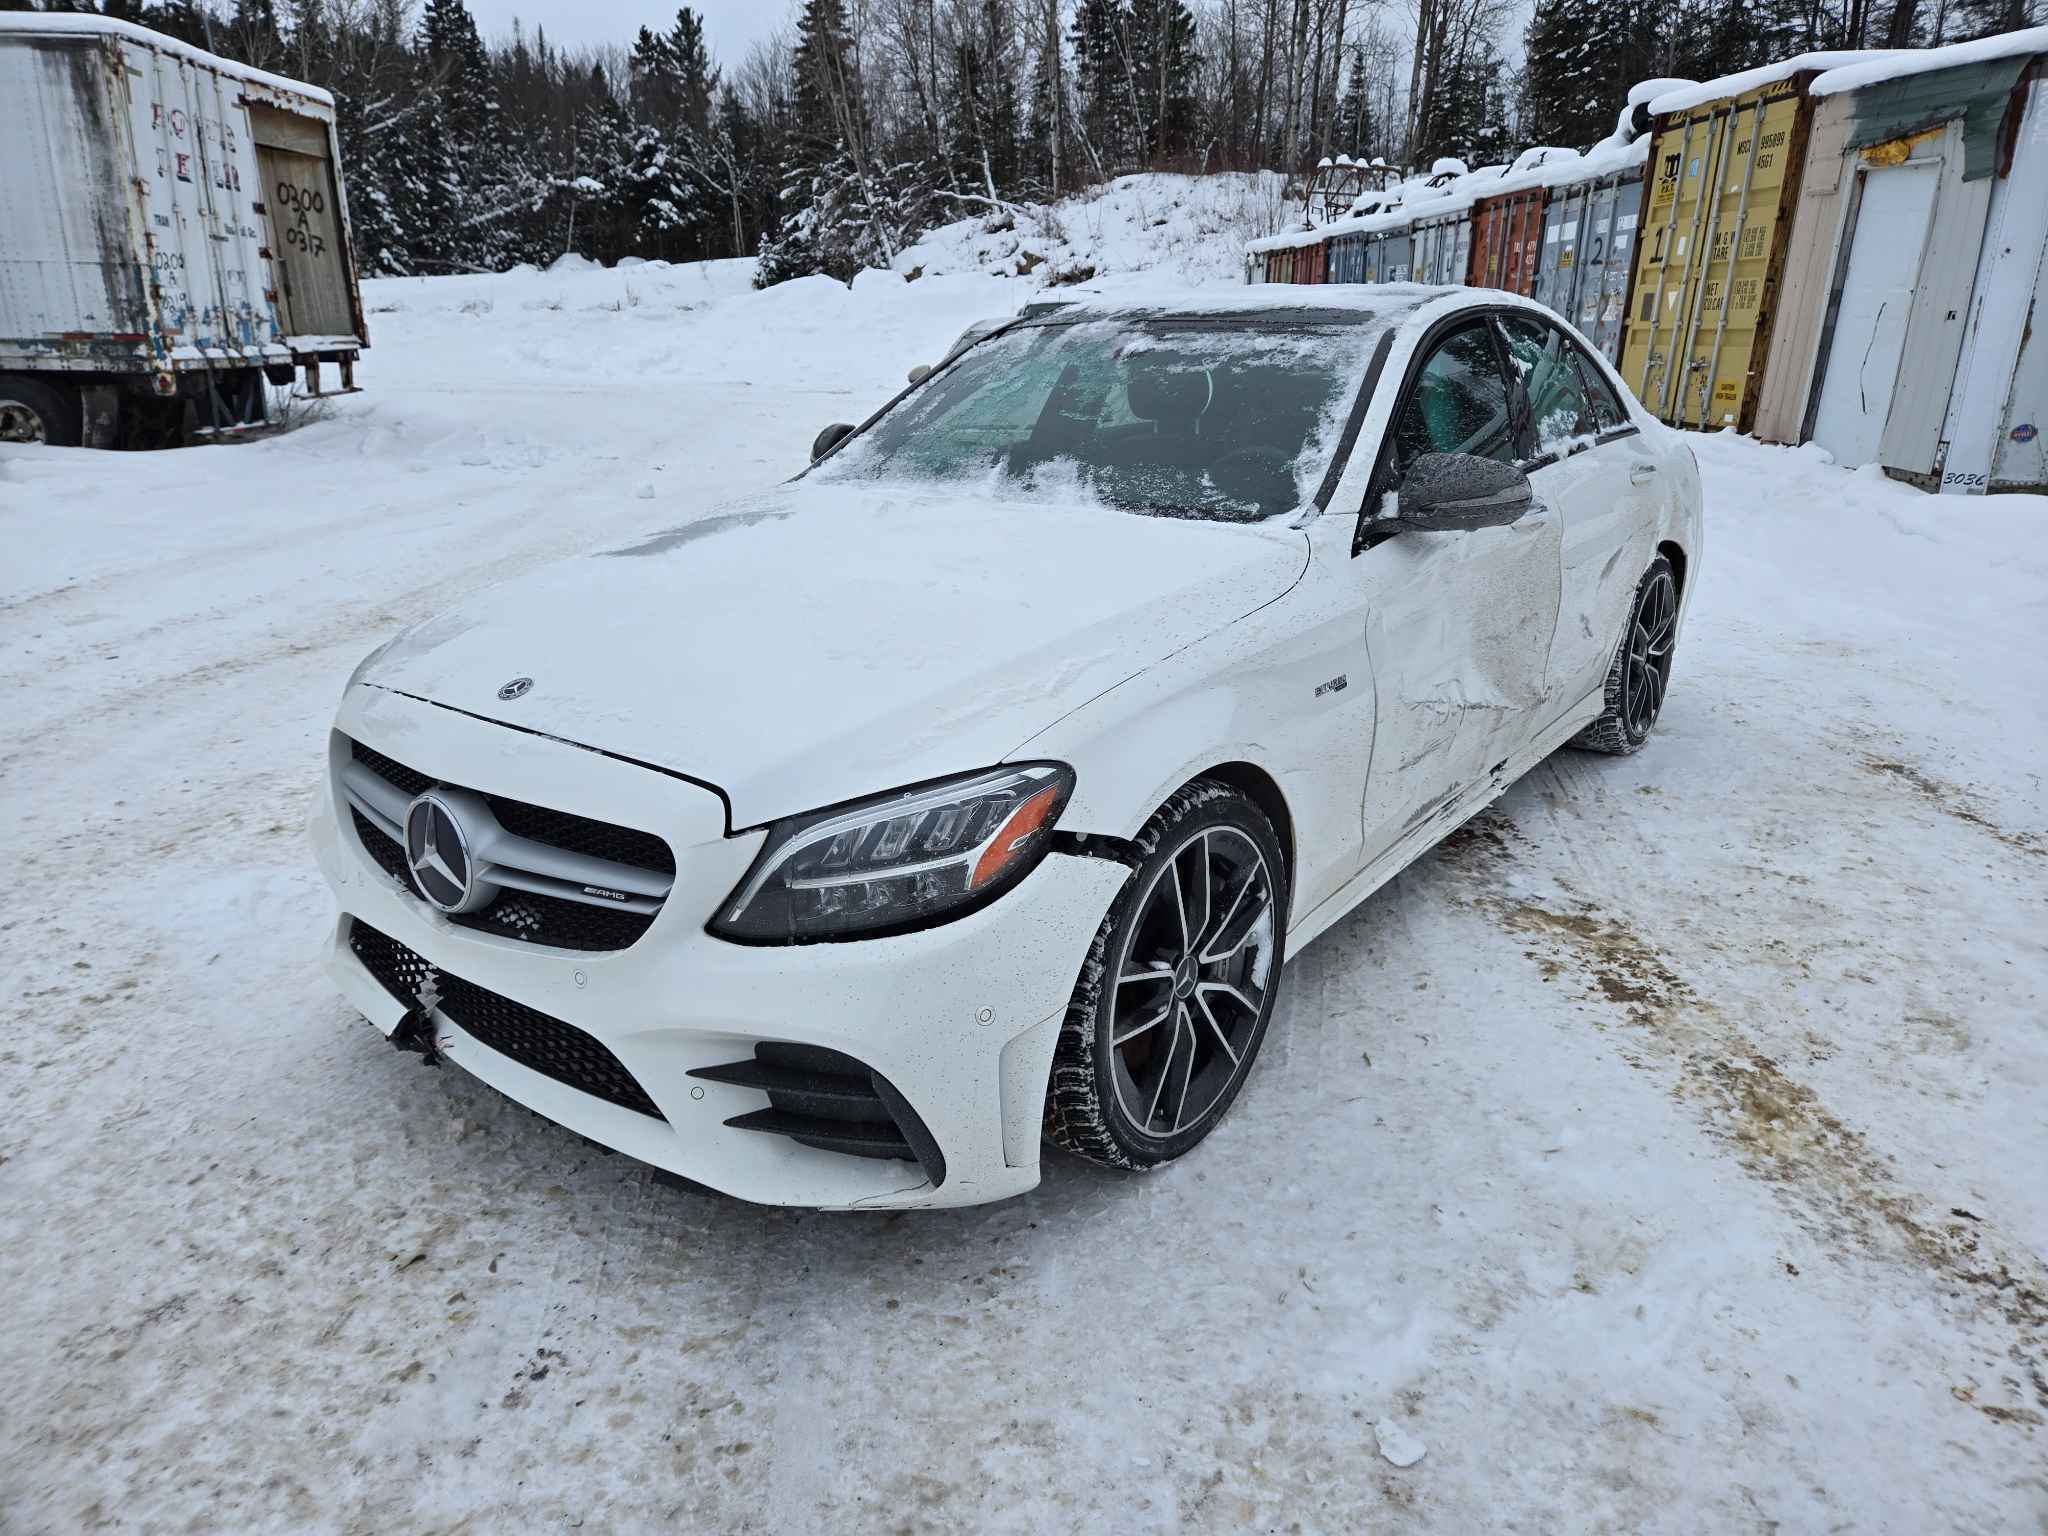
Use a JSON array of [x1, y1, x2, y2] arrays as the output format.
[[710, 762, 1075, 943]]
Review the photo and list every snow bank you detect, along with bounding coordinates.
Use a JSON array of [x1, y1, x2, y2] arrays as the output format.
[[894, 172, 1293, 291]]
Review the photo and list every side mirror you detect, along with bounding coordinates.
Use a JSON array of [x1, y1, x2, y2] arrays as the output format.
[[811, 422, 854, 462], [1390, 452, 1532, 531], [907, 364, 932, 385]]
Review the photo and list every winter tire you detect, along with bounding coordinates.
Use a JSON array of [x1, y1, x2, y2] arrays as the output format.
[[1044, 780, 1288, 1170], [1573, 553, 1678, 756], [0, 377, 82, 447]]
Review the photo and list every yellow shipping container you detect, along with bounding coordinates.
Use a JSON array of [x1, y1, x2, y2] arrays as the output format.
[[1620, 74, 1821, 431]]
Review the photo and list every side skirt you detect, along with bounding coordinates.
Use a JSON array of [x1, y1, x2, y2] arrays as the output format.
[[1286, 688, 1603, 955]]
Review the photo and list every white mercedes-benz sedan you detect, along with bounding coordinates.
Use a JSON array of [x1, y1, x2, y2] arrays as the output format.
[[313, 284, 1701, 1209]]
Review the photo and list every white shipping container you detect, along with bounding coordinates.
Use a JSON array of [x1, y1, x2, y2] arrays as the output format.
[[0, 14, 365, 444]]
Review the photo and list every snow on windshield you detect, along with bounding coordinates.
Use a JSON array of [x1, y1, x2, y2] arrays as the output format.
[[811, 315, 1382, 523]]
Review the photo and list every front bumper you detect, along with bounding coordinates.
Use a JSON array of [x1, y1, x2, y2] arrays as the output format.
[[313, 684, 1128, 1210]]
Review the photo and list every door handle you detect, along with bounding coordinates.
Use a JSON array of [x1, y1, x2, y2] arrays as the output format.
[[1630, 462, 1659, 485]]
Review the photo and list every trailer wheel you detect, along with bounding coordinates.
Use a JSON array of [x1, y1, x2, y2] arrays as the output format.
[[0, 377, 82, 447]]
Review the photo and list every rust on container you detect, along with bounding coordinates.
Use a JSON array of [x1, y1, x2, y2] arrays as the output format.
[[1470, 185, 1546, 294]]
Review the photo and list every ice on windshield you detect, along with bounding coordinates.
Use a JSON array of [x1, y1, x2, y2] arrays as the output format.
[[812, 315, 1382, 522]]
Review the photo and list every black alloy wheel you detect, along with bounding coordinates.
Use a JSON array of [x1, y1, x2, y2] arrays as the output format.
[[1625, 562, 1678, 741], [1573, 553, 1679, 756], [1045, 781, 1288, 1169], [1109, 824, 1277, 1140]]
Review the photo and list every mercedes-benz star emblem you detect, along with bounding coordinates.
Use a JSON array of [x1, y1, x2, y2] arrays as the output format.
[[405, 793, 476, 913], [497, 676, 533, 701]]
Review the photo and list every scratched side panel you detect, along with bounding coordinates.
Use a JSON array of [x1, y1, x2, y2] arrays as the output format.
[[119, 34, 276, 364], [0, 36, 151, 369]]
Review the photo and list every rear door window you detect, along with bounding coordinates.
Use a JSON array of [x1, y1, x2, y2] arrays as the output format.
[[1497, 313, 1596, 465], [1573, 349, 1631, 434]]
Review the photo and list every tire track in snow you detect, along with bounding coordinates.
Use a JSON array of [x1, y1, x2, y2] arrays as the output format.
[[1438, 810, 2048, 1428]]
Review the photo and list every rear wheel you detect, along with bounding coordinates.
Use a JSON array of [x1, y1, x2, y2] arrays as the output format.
[[1044, 781, 1288, 1170], [0, 377, 81, 447], [1573, 554, 1678, 756]]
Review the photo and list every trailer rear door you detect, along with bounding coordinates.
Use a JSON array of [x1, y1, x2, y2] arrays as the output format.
[[248, 104, 353, 338]]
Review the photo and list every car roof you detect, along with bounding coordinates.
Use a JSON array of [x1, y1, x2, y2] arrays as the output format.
[[1014, 283, 1461, 329]]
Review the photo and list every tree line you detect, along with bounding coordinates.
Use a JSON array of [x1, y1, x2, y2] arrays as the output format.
[[5, 0, 2036, 281]]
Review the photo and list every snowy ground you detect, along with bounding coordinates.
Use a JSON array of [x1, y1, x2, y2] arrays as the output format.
[[2, 247, 2045, 1534]]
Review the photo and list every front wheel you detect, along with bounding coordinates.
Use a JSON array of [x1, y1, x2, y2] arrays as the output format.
[[1044, 780, 1288, 1170], [1573, 554, 1678, 756]]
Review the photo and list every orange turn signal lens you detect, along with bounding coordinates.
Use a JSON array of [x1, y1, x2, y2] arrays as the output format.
[[968, 782, 1063, 890]]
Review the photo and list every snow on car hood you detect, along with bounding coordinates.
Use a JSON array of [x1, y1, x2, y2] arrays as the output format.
[[359, 482, 1309, 827]]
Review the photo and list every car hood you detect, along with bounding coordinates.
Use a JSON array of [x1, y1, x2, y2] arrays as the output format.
[[359, 481, 1309, 827]]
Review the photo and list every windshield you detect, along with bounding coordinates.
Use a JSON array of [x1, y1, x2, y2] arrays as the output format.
[[811, 314, 1385, 522]]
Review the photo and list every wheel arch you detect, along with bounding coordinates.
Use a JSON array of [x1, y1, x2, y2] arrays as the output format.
[[1657, 538, 1688, 602], [1191, 761, 1295, 893]]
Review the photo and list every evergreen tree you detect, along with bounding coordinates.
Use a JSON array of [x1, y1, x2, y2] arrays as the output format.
[[949, 1, 1021, 197], [371, 58, 463, 273], [1071, 0, 1133, 172], [670, 6, 717, 137], [1128, 0, 1198, 162], [1418, 43, 1515, 167], [1950, 0, 2037, 37], [1521, 0, 1661, 149], [1024, 5, 1072, 196], [1333, 45, 1375, 159]]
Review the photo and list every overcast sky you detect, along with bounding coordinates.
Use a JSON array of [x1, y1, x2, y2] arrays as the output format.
[[466, 0, 790, 60], [461, 0, 1525, 79]]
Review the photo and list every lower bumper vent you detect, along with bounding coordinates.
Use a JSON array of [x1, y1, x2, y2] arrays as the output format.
[[690, 1044, 946, 1188], [347, 919, 665, 1123]]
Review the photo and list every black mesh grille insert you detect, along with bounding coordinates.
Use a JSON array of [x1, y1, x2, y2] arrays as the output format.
[[348, 919, 665, 1122], [351, 740, 432, 798], [344, 738, 669, 951]]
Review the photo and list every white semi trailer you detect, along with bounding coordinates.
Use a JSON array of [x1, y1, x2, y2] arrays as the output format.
[[0, 14, 366, 446]]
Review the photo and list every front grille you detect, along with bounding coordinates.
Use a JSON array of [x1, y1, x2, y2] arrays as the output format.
[[352, 741, 432, 798], [486, 794, 672, 877], [348, 919, 665, 1121], [690, 1043, 947, 1187], [343, 737, 671, 952]]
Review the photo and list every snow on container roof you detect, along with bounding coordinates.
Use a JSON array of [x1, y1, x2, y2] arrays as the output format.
[[0, 12, 336, 107], [1810, 25, 2048, 95], [1246, 130, 1650, 254], [1630, 77, 1697, 106], [1648, 51, 1900, 113]]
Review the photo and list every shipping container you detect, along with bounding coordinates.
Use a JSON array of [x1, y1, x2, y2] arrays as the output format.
[[1618, 56, 1883, 431], [1369, 229, 1414, 283], [1530, 148, 1648, 362], [1264, 247, 1293, 284], [1934, 57, 2048, 493], [1411, 203, 1474, 286], [1470, 184, 1547, 294], [1297, 238, 1329, 284], [1329, 232, 1367, 283], [1754, 37, 2046, 491], [0, 13, 365, 447]]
